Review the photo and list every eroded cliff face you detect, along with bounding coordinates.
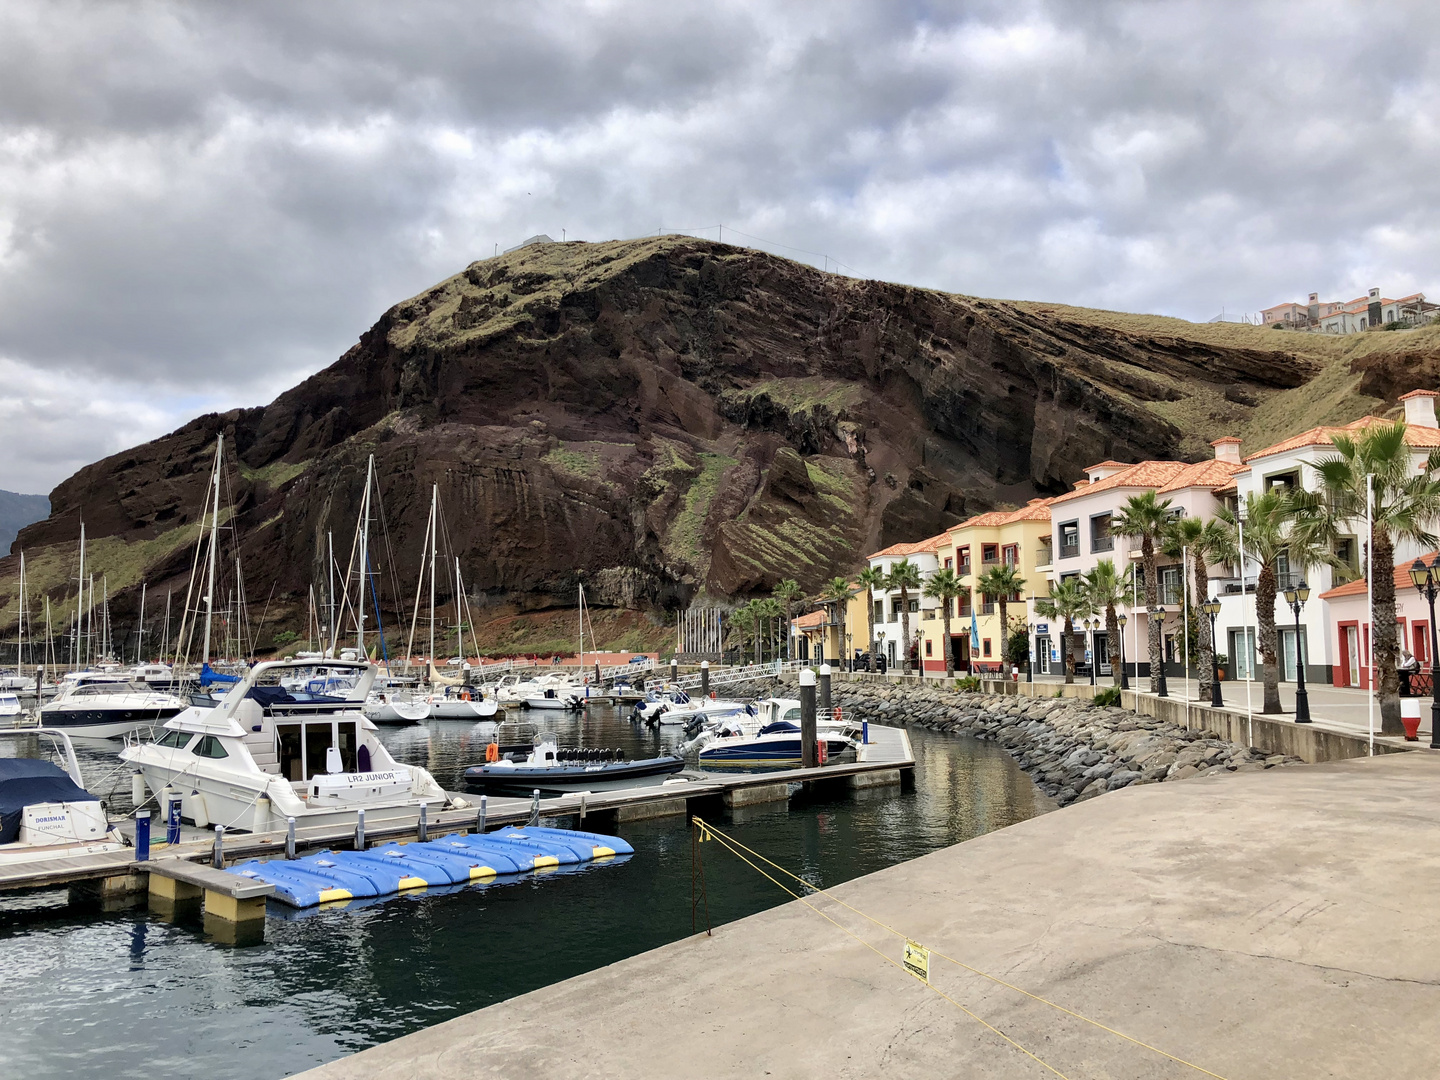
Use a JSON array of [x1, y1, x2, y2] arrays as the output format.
[[5, 237, 1336, 632]]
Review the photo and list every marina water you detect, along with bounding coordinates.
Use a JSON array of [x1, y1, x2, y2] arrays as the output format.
[[0, 707, 1050, 1080]]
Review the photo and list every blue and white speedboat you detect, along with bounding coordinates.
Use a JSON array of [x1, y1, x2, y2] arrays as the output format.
[[631, 688, 748, 727], [697, 720, 855, 768]]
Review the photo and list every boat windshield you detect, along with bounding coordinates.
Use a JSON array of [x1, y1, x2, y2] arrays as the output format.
[[69, 681, 150, 696]]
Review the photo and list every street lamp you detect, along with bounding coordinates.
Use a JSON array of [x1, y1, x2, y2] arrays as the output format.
[[877, 630, 886, 673], [1409, 558, 1440, 749], [1282, 580, 1312, 723], [1201, 598, 1223, 708], [1150, 607, 1168, 697], [1026, 619, 1034, 683], [1116, 612, 1129, 689]]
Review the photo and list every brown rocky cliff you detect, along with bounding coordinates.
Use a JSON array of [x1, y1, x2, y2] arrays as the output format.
[[4, 237, 1345, 636]]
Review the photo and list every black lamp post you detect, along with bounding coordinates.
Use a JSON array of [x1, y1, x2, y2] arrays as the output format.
[[1408, 558, 1440, 749], [1282, 580, 1312, 723], [1202, 598, 1223, 708], [1150, 606, 1168, 697], [1116, 612, 1129, 689], [1026, 620, 1034, 683]]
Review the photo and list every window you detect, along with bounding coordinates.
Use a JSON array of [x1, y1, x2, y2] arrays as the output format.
[[925, 640, 933, 657], [873, 600, 884, 624], [982, 638, 992, 657], [982, 544, 999, 564], [908, 599, 919, 613], [1059, 521, 1080, 558], [1415, 624, 1430, 666], [1090, 513, 1113, 552], [1002, 544, 1019, 566], [156, 729, 192, 749], [1265, 470, 1299, 491], [193, 735, 228, 759], [1160, 565, 1182, 605], [958, 547, 971, 574], [944, 557, 952, 569]]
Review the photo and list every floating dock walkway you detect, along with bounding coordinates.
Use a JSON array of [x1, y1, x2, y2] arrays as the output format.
[[0, 724, 913, 932]]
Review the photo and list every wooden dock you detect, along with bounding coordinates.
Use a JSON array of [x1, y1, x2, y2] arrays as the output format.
[[0, 724, 914, 898]]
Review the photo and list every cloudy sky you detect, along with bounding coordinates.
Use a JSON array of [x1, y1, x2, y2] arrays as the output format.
[[1, 0, 1437, 494]]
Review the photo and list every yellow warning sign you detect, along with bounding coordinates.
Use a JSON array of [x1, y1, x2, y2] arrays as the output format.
[[903, 939, 930, 982]]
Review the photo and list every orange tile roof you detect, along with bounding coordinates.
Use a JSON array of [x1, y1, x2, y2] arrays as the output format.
[[865, 531, 948, 560], [950, 497, 1057, 531], [1319, 552, 1438, 600], [1048, 460, 1189, 505], [1245, 415, 1440, 462], [791, 609, 827, 629], [1401, 389, 1440, 400], [1155, 458, 1245, 493], [1084, 459, 1130, 471]]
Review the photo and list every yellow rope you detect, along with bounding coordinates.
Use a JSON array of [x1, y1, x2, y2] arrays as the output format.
[[697, 824, 1073, 1079], [693, 817, 1232, 1080]]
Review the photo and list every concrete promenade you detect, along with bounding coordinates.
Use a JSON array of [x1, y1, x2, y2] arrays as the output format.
[[298, 753, 1440, 1080]]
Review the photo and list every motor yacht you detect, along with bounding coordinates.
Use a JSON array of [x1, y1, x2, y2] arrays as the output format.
[[39, 672, 188, 739], [462, 733, 683, 795], [0, 692, 23, 720], [632, 687, 748, 727], [0, 728, 127, 863], [119, 659, 453, 834], [427, 685, 499, 720], [696, 720, 856, 768]]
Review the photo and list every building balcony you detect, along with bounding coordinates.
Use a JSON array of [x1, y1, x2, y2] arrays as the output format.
[[1091, 536, 1114, 553], [1059, 543, 1080, 560], [1034, 547, 1052, 568]]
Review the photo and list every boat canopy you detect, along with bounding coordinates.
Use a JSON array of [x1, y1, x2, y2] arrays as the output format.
[[200, 663, 242, 686], [0, 759, 97, 844]]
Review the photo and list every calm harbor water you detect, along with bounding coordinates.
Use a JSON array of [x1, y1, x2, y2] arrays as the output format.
[[0, 708, 1050, 1080]]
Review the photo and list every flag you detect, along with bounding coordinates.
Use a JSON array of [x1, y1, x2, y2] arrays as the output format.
[[970, 611, 980, 651]]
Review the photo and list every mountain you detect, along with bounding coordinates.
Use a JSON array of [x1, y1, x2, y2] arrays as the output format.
[[0, 491, 49, 556], [0, 236, 1429, 651]]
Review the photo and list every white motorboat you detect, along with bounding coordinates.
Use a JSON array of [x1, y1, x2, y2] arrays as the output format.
[[0, 692, 23, 720], [120, 659, 453, 834], [427, 686, 499, 720], [0, 728, 127, 863], [697, 720, 856, 768], [523, 684, 585, 711], [39, 673, 188, 739], [363, 690, 428, 725], [632, 688, 748, 727], [129, 663, 175, 685]]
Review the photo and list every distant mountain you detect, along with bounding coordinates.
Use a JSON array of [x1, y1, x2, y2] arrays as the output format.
[[0, 490, 49, 555]]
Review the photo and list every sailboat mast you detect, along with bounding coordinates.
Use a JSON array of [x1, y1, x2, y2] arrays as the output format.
[[201, 435, 223, 665], [17, 552, 25, 671], [455, 557, 464, 668], [428, 484, 438, 668], [578, 583, 584, 676], [163, 589, 171, 659], [76, 523, 85, 670], [136, 581, 147, 664], [327, 530, 336, 656], [357, 455, 374, 654]]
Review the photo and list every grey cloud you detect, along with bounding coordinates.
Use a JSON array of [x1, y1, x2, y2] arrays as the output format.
[[2, 0, 1439, 493]]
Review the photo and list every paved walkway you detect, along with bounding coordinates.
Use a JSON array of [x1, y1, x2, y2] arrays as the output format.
[[296, 753, 1440, 1080]]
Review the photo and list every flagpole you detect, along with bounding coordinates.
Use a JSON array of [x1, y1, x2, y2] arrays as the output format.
[[1239, 505, 1253, 748]]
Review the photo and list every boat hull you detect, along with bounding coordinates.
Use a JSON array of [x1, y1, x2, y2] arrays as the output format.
[[428, 698, 498, 720], [462, 755, 684, 795], [36, 706, 184, 739], [699, 734, 854, 767]]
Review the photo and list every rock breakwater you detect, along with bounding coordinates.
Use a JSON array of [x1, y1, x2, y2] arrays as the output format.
[[829, 680, 1304, 806]]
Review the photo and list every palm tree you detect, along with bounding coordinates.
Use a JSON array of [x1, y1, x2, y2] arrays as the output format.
[[1163, 516, 1233, 700], [1035, 578, 1091, 684], [1112, 491, 1175, 693], [855, 566, 887, 672], [819, 578, 856, 669], [1219, 490, 1335, 715], [1082, 559, 1127, 687], [772, 578, 803, 660], [1294, 420, 1440, 735], [923, 567, 964, 677], [976, 564, 1027, 668], [886, 559, 924, 674]]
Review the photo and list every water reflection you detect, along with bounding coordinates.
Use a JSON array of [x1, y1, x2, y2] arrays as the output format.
[[0, 715, 1049, 1080]]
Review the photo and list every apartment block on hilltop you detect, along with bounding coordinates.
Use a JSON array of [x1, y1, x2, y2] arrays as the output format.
[[1261, 288, 1438, 332]]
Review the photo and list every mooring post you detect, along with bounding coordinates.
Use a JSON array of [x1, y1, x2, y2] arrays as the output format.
[[135, 810, 151, 862], [819, 663, 832, 723], [285, 817, 296, 860], [354, 808, 366, 850], [700, 660, 710, 698], [478, 794, 487, 833], [212, 824, 225, 868], [579, 791, 587, 823], [670, 657, 679, 685], [799, 668, 818, 768], [418, 801, 429, 843], [528, 789, 541, 827]]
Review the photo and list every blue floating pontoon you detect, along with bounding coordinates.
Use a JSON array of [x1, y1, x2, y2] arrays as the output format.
[[228, 824, 632, 908]]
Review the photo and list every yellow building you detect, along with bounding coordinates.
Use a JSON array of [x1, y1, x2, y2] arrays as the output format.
[[921, 499, 1055, 675]]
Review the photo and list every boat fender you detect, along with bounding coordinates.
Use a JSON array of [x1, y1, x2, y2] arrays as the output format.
[[186, 789, 210, 829], [485, 742, 500, 763]]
